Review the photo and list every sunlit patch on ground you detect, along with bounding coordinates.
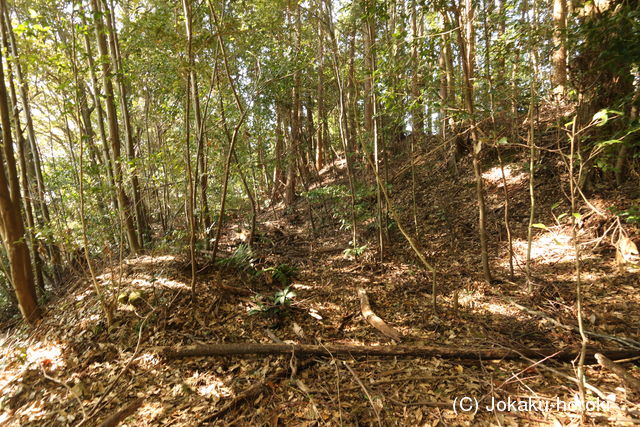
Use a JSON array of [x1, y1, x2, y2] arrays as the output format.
[[511, 228, 576, 265], [128, 255, 178, 266], [26, 343, 64, 371], [186, 372, 232, 401], [137, 352, 161, 368], [482, 164, 527, 187]]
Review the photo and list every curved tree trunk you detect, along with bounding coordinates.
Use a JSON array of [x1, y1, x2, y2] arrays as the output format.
[[0, 40, 40, 323]]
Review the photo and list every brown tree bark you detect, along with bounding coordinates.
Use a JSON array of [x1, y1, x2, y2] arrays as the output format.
[[271, 105, 285, 203], [410, 0, 425, 140], [1, 5, 51, 233], [162, 343, 639, 363], [315, 0, 326, 171], [325, 0, 359, 250], [183, 0, 197, 302], [89, 0, 141, 254], [362, 1, 375, 140], [0, 11, 45, 295], [81, 13, 118, 210], [455, 0, 492, 283], [551, 0, 567, 96], [0, 38, 40, 323], [208, 0, 250, 260], [103, 0, 148, 246]]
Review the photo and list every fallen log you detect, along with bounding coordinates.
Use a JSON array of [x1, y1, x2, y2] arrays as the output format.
[[358, 288, 402, 341], [161, 342, 640, 363]]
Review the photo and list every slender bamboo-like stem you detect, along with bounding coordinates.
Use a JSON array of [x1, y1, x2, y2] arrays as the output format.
[[71, 1, 111, 326], [525, 0, 539, 293], [182, 0, 197, 304], [496, 146, 515, 279], [568, 118, 588, 412], [324, 0, 358, 252]]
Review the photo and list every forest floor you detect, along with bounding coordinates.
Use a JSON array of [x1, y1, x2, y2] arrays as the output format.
[[1, 131, 640, 425]]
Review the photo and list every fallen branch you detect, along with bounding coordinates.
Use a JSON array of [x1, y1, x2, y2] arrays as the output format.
[[199, 360, 314, 424], [98, 398, 144, 427], [508, 299, 640, 349], [358, 288, 402, 341], [161, 342, 639, 363], [80, 310, 153, 426], [516, 351, 611, 402], [595, 353, 640, 394], [214, 281, 253, 296], [343, 361, 382, 427]]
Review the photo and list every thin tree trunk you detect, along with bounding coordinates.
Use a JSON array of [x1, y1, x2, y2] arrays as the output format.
[[208, 0, 250, 261], [89, 0, 140, 254], [455, 0, 492, 283], [363, 0, 384, 258], [182, 0, 197, 303], [567, 119, 588, 411], [187, 42, 212, 249], [271, 106, 285, 203], [325, 0, 358, 251], [526, 0, 539, 293], [103, 0, 148, 247], [2, 5, 51, 231], [483, 0, 514, 279], [410, 0, 424, 140], [315, 0, 326, 171], [440, 12, 458, 176], [81, 13, 118, 211]]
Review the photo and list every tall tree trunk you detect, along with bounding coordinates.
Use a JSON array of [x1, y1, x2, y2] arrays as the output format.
[[362, 0, 374, 140], [271, 106, 285, 203], [1, 5, 50, 229], [182, 0, 197, 303], [440, 12, 458, 175], [410, 0, 424, 140], [0, 10, 45, 295], [284, 2, 302, 207], [0, 39, 40, 323], [551, 0, 567, 96], [362, 0, 384, 257], [103, 0, 148, 247], [456, 0, 492, 283], [184, 21, 212, 248], [315, 0, 326, 171], [89, 0, 140, 254], [325, 0, 359, 251], [526, 0, 539, 292], [208, 0, 250, 261], [81, 14, 118, 211]]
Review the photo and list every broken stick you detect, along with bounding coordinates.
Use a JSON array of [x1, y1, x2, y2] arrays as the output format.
[[595, 353, 640, 394], [199, 360, 314, 424], [358, 288, 402, 341], [98, 398, 144, 427]]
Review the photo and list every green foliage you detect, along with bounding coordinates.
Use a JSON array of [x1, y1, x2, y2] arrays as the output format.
[[261, 263, 298, 286], [343, 244, 368, 258], [304, 183, 378, 231], [274, 286, 296, 306], [216, 244, 255, 273], [611, 206, 640, 225], [248, 285, 297, 316]]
